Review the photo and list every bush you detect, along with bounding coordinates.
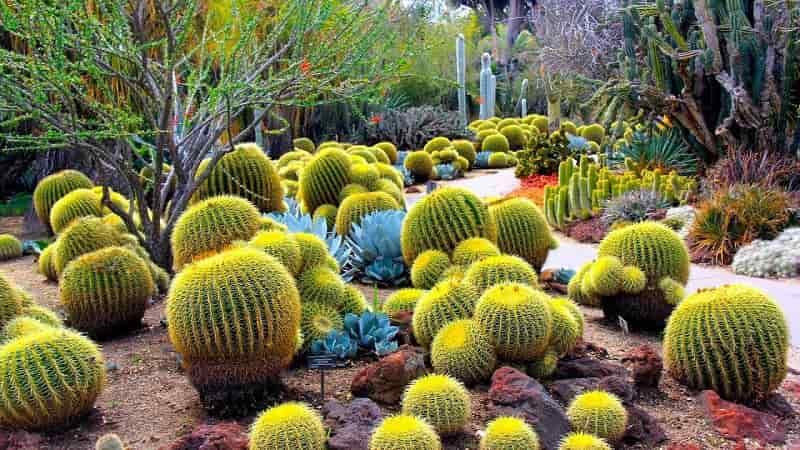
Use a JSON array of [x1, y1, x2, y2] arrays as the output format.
[[566, 391, 627, 442], [401, 374, 471, 434], [663, 284, 789, 402], [705, 146, 800, 192], [731, 228, 800, 278], [490, 198, 557, 271], [600, 189, 669, 227], [33, 169, 93, 232], [60, 246, 155, 338], [431, 319, 496, 385], [0, 235, 22, 261], [480, 416, 540, 450], [249, 402, 326, 450], [369, 415, 442, 450], [514, 132, 572, 177], [412, 275, 479, 347], [363, 106, 473, 151]]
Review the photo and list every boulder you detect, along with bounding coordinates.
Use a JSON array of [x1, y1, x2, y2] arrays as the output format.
[[323, 398, 383, 450], [554, 356, 628, 380], [488, 366, 570, 450], [598, 375, 636, 404], [0, 431, 42, 450], [698, 390, 786, 446], [351, 345, 427, 404], [548, 375, 635, 406], [621, 344, 663, 388], [163, 422, 248, 450], [621, 404, 667, 447]]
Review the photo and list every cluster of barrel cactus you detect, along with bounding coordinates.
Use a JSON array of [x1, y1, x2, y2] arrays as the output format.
[[33, 169, 94, 234], [543, 155, 696, 228]]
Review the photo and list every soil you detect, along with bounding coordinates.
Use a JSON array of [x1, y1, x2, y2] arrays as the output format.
[[0, 218, 798, 450]]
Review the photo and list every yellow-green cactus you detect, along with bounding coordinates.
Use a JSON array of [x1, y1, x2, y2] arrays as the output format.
[[500, 125, 527, 150], [401, 374, 471, 434], [293, 137, 316, 153], [490, 198, 557, 271], [54, 216, 121, 276], [0, 274, 23, 331], [411, 250, 452, 289], [369, 415, 442, 450], [527, 349, 559, 379], [463, 255, 539, 296], [451, 238, 500, 267], [298, 266, 345, 308], [557, 433, 612, 450], [480, 416, 540, 450], [335, 192, 399, 236], [566, 390, 628, 442], [33, 170, 93, 233], [404, 151, 434, 181], [547, 299, 581, 356], [482, 134, 510, 153], [294, 232, 330, 273], [451, 140, 477, 166], [412, 275, 479, 347], [0, 235, 22, 261], [349, 163, 382, 191], [341, 285, 369, 316], [374, 142, 399, 164], [299, 148, 352, 212], [249, 231, 302, 276], [424, 137, 452, 153], [49, 188, 103, 234], [312, 204, 338, 229], [38, 242, 59, 281], [382, 289, 426, 321], [301, 301, 344, 348], [249, 402, 326, 450], [431, 319, 496, 385]]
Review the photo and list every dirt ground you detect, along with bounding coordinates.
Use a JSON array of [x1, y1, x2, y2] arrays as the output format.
[[0, 223, 798, 449]]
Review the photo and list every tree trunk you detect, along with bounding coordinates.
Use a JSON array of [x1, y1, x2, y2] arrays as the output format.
[[504, 0, 523, 65]]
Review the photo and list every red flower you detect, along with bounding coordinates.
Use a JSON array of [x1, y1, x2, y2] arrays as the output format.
[[300, 60, 311, 76], [477, 96, 485, 105], [370, 115, 382, 125]]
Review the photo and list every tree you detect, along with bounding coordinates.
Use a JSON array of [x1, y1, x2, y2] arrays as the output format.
[[449, 0, 537, 64], [0, 0, 402, 268]]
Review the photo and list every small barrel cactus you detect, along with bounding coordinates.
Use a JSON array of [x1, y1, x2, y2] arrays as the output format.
[[301, 301, 345, 348], [0, 275, 23, 330], [431, 319, 496, 385], [558, 433, 612, 450], [312, 204, 338, 229], [335, 192, 400, 236], [171, 195, 261, 270], [463, 254, 539, 296], [527, 349, 559, 379], [482, 134, 510, 153], [294, 232, 330, 273], [20, 304, 62, 328], [293, 137, 316, 153], [374, 142, 399, 164], [1, 316, 54, 342], [249, 401, 326, 450], [249, 231, 302, 276], [490, 198, 557, 271], [33, 169, 93, 232], [0, 328, 106, 430], [95, 434, 126, 450], [451, 140, 476, 166], [566, 390, 628, 442], [299, 148, 352, 212], [424, 137, 452, 153], [49, 188, 103, 234], [54, 216, 121, 276], [349, 163, 382, 191], [412, 275, 479, 347], [401, 374, 471, 434], [369, 415, 442, 450], [663, 284, 789, 402], [403, 151, 434, 181], [474, 283, 552, 361], [0, 235, 22, 261], [298, 266, 346, 309], [341, 285, 369, 316], [38, 241, 59, 281], [60, 246, 155, 338], [480, 416, 540, 450], [451, 238, 500, 267], [411, 250, 452, 289], [166, 248, 300, 391], [382, 289, 426, 321], [547, 300, 581, 356]]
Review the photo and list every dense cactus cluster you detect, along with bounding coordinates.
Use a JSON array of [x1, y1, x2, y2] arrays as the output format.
[[33, 170, 94, 232], [401, 374, 471, 434], [463, 255, 539, 296], [451, 238, 500, 267], [663, 284, 789, 402], [489, 198, 557, 271], [249, 402, 326, 450], [0, 235, 22, 261]]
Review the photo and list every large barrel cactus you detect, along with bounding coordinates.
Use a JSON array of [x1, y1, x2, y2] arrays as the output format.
[[192, 143, 284, 213], [33, 170, 93, 233], [463, 254, 539, 296], [49, 188, 103, 234], [60, 246, 155, 338], [0, 235, 22, 261], [566, 391, 628, 442], [401, 187, 497, 264], [0, 328, 105, 430], [431, 319, 496, 385], [572, 222, 689, 328], [171, 195, 261, 270], [54, 216, 121, 276], [401, 374, 471, 435], [299, 148, 352, 213], [335, 192, 400, 236], [412, 275, 479, 347], [490, 198, 557, 271], [166, 248, 301, 392], [663, 284, 789, 402], [249, 401, 326, 450], [0, 274, 23, 330]]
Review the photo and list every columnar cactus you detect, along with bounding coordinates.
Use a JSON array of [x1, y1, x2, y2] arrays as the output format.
[[411, 250, 452, 289], [401, 187, 497, 264], [431, 319, 496, 385], [166, 248, 301, 391], [0, 328, 106, 430], [663, 284, 789, 402], [566, 391, 628, 442], [249, 402, 326, 450], [456, 34, 467, 127], [171, 195, 261, 270], [490, 198, 557, 271], [60, 246, 155, 337], [299, 148, 352, 212], [0, 235, 22, 261], [33, 170, 93, 233], [369, 415, 442, 450], [401, 374, 471, 434], [192, 143, 284, 213], [54, 216, 121, 276], [480, 416, 540, 450], [412, 275, 479, 347]]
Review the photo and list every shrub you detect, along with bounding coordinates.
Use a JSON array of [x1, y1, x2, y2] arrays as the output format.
[[33, 170, 93, 232], [451, 238, 500, 267], [480, 416, 540, 450], [401, 187, 497, 264], [705, 146, 800, 192], [600, 189, 669, 227], [299, 148, 352, 212], [613, 130, 696, 176], [363, 105, 473, 151], [382, 289, 425, 321], [49, 188, 103, 234], [369, 414, 442, 450], [166, 248, 300, 391], [483, 134, 510, 153], [490, 198, 557, 271], [54, 216, 121, 276], [404, 151, 434, 181], [557, 433, 612, 450], [731, 227, 800, 278], [401, 374, 471, 434], [60, 246, 154, 338], [411, 250, 451, 289], [513, 132, 572, 177], [463, 255, 539, 297], [412, 275, 479, 347], [192, 143, 284, 213], [0, 328, 105, 430], [566, 391, 627, 442], [249, 231, 302, 276], [0, 235, 22, 261], [171, 195, 261, 270], [663, 284, 789, 402], [249, 402, 326, 450], [335, 192, 400, 236], [431, 319, 496, 385]]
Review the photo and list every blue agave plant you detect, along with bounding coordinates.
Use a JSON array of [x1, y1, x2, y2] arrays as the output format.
[[347, 210, 407, 286], [434, 163, 459, 180], [344, 311, 399, 356], [398, 166, 415, 187], [268, 197, 355, 280], [396, 151, 409, 166], [474, 151, 492, 169], [567, 135, 591, 152], [310, 330, 358, 360]]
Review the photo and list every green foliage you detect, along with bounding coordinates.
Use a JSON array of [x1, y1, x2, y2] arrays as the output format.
[[60, 246, 155, 338], [54, 216, 121, 276], [33, 170, 93, 232], [166, 248, 300, 390], [514, 132, 571, 177], [663, 284, 789, 402], [300, 148, 353, 213], [171, 195, 261, 270], [401, 187, 497, 264], [382, 288, 425, 321], [483, 134, 510, 153], [401, 374, 471, 435], [298, 266, 345, 308], [249, 402, 326, 450], [49, 188, 104, 234], [369, 415, 442, 450], [474, 283, 552, 361], [490, 198, 557, 271], [614, 131, 696, 176], [480, 416, 540, 450], [566, 391, 628, 442], [0, 328, 105, 430], [0, 235, 22, 261], [463, 255, 539, 297], [557, 433, 612, 450], [431, 319, 496, 385], [404, 151, 434, 181], [335, 192, 400, 236], [249, 231, 302, 276], [451, 238, 500, 267], [412, 275, 479, 347], [411, 250, 452, 289]]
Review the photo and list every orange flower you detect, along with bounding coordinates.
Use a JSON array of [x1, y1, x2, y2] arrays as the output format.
[[477, 96, 485, 105], [300, 60, 311, 76], [370, 115, 382, 125]]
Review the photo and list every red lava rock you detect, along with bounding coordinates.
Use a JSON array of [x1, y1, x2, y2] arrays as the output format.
[[698, 390, 786, 446], [784, 379, 800, 401], [323, 398, 383, 450], [621, 344, 663, 388], [162, 422, 248, 450], [564, 341, 609, 360], [351, 345, 427, 404], [0, 430, 42, 450]]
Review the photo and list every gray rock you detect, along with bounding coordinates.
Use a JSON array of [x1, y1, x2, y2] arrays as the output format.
[[323, 398, 383, 450]]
